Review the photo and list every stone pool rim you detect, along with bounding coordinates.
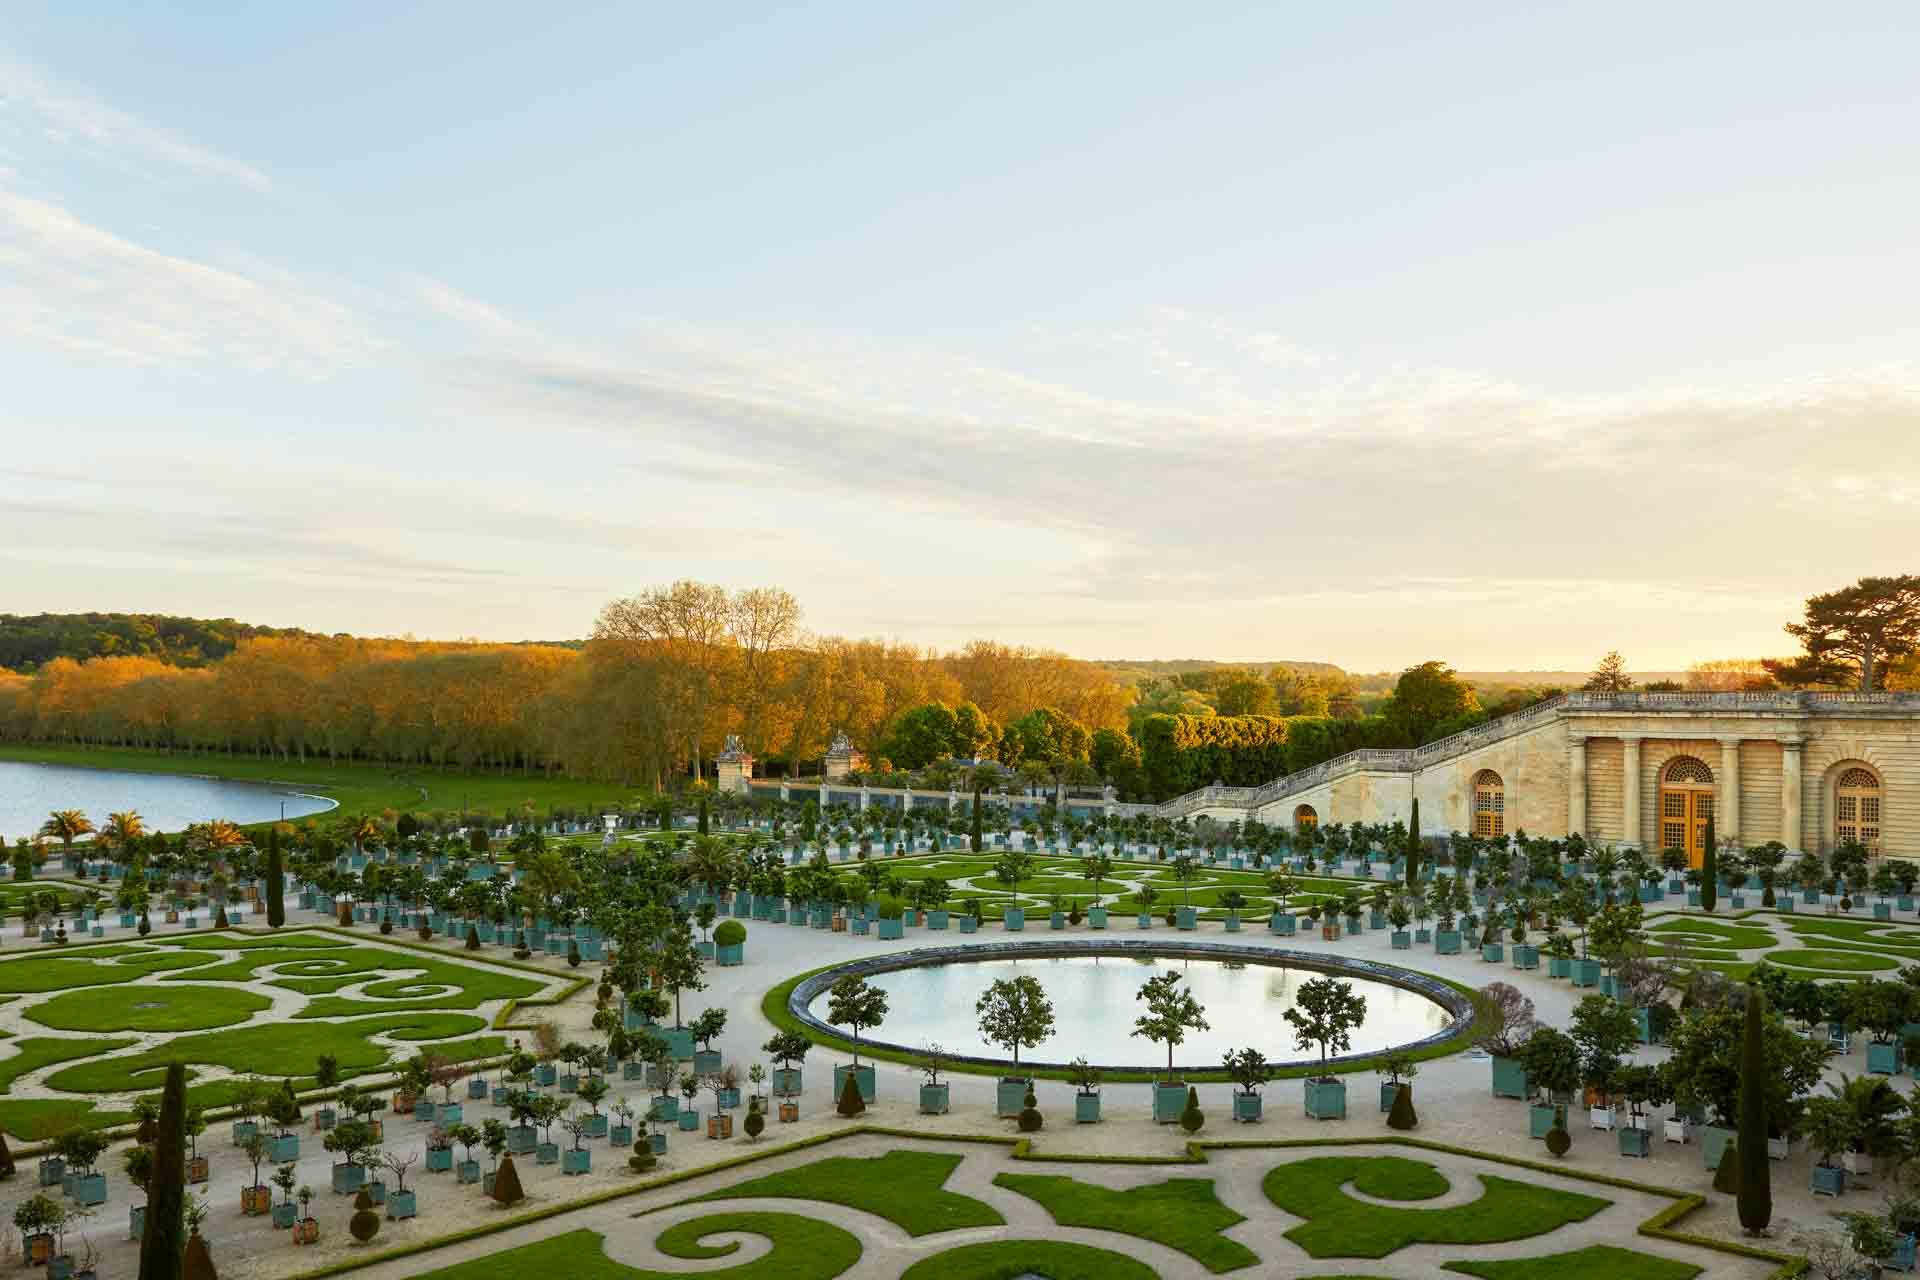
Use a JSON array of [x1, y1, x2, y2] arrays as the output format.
[[787, 938, 1476, 1074]]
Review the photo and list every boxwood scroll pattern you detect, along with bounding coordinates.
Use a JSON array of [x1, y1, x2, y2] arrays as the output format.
[[785, 939, 1475, 1074]]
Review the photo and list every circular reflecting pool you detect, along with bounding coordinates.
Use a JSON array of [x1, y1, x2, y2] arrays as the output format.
[[808, 951, 1454, 1070]]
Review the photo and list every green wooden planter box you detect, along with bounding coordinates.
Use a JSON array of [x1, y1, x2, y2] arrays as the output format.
[[1481, 942, 1505, 962], [1434, 930, 1461, 955], [1390, 930, 1411, 949], [1087, 907, 1107, 930], [1075, 1093, 1102, 1123], [562, 1148, 591, 1175], [1511, 944, 1539, 970], [1571, 958, 1602, 987], [1233, 1091, 1263, 1123], [919, 1083, 950, 1114], [1176, 906, 1199, 930], [1701, 1125, 1736, 1170], [996, 1077, 1030, 1117], [1152, 1081, 1188, 1123], [1490, 1056, 1528, 1099], [1548, 955, 1572, 978], [833, 1064, 877, 1104], [1618, 1126, 1652, 1157], [1528, 1103, 1558, 1139], [1303, 1079, 1346, 1120], [1003, 907, 1025, 931], [1869, 1041, 1904, 1075], [1379, 1081, 1401, 1112], [1270, 912, 1296, 935]]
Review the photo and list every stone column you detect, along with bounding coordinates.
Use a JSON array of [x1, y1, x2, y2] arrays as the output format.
[[1567, 734, 1588, 840], [1622, 737, 1642, 848], [1781, 738, 1805, 853], [1719, 738, 1742, 841]]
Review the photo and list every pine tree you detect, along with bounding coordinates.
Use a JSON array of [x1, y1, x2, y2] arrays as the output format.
[[1737, 990, 1773, 1233], [1700, 817, 1718, 914], [1406, 799, 1420, 888], [1584, 651, 1635, 692], [139, 1062, 188, 1280], [265, 829, 285, 929]]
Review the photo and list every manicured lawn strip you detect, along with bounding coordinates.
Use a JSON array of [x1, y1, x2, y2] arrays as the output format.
[[0, 741, 655, 829], [410, 1217, 862, 1280], [0, 949, 219, 993], [1645, 920, 1778, 951], [1787, 917, 1920, 952], [0, 1036, 137, 1093], [1444, 1245, 1703, 1280], [156, 932, 352, 950], [46, 1011, 494, 1099], [154, 942, 544, 1012], [690, 1149, 1002, 1236], [27, 984, 271, 1032], [1765, 948, 1897, 973], [1261, 1155, 1609, 1259], [992, 1172, 1257, 1272], [760, 962, 1475, 1084], [899, 1240, 1159, 1280], [0, 1100, 134, 1141]]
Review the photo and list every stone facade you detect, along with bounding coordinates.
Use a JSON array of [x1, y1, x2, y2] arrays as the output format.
[[1171, 692, 1920, 859]]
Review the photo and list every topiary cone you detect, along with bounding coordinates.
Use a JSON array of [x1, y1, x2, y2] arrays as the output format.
[[1018, 1083, 1043, 1133], [1713, 1141, 1742, 1195], [490, 1153, 525, 1205], [836, 1071, 865, 1118], [1179, 1085, 1204, 1134], [183, 1230, 217, 1280], [1386, 1082, 1418, 1130], [1544, 1109, 1571, 1158], [214, 906, 229, 929]]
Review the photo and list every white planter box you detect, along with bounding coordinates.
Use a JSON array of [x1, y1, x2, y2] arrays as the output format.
[[1626, 1112, 1649, 1131], [1844, 1150, 1875, 1180], [1664, 1116, 1692, 1144], [1767, 1135, 1791, 1161], [1588, 1105, 1614, 1131]]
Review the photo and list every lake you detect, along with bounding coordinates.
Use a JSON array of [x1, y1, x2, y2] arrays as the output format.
[[0, 760, 336, 839]]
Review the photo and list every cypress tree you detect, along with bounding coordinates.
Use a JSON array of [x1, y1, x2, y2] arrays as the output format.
[[139, 1062, 188, 1280], [1699, 817, 1718, 913], [970, 790, 984, 853], [1737, 989, 1773, 1233], [265, 829, 285, 929], [1406, 799, 1420, 889], [698, 798, 710, 835]]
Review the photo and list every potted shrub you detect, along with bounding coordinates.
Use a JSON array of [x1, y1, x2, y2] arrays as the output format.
[[690, 1009, 727, 1076], [425, 1126, 454, 1174], [265, 1079, 301, 1162], [323, 1119, 374, 1195], [230, 1078, 264, 1147], [705, 1069, 736, 1139], [714, 918, 747, 965], [1611, 1064, 1665, 1157], [1083, 855, 1111, 929], [561, 1109, 594, 1173], [383, 1151, 419, 1219], [1134, 970, 1209, 1122], [959, 897, 980, 934], [1544, 932, 1575, 979], [1805, 1093, 1854, 1196], [535, 1094, 566, 1160], [1474, 983, 1539, 1100], [448, 1124, 482, 1184], [1267, 871, 1297, 935], [826, 974, 887, 1105], [293, 1185, 319, 1244], [1571, 993, 1638, 1132], [240, 1132, 273, 1214], [121, 1145, 151, 1243], [1387, 896, 1412, 950], [1433, 883, 1462, 955], [1377, 1049, 1416, 1114], [54, 1130, 108, 1208], [480, 1120, 508, 1194], [764, 1031, 811, 1098], [1225, 1046, 1269, 1123], [919, 1044, 951, 1115], [1518, 1027, 1582, 1142], [676, 1073, 701, 1133], [15, 1193, 61, 1268], [609, 1101, 635, 1150], [312, 1055, 340, 1129], [1286, 975, 1366, 1120], [1136, 885, 1159, 929], [271, 1162, 299, 1228], [978, 975, 1055, 1116], [1070, 1057, 1103, 1123], [1171, 855, 1201, 929], [577, 1075, 611, 1137]]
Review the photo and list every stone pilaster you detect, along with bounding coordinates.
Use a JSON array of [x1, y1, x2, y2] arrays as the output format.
[[1567, 734, 1589, 840], [1719, 738, 1742, 841], [1781, 737, 1805, 853], [1621, 737, 1643, 848]]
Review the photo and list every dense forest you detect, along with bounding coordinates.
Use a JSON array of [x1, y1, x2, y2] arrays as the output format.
[[0, 613, 319, 671]]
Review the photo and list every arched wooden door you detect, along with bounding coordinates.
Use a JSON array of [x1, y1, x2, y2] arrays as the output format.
[[1659, 756, 1715, 867]]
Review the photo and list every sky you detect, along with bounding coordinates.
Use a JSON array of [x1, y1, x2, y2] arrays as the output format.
[[3, 2, 1918, 671]]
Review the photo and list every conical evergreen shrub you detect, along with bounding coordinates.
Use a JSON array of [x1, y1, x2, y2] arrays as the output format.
[[183, 1231, 217, 1280], [466, 924, 481, 951], [1179, 1086, 1204, 1134], [490, 1154, 525, 1205], [1386, 1083, 1418, 1130], [1713, 1142, 1741, 1195], [1737, 990, 1772, 1234], [836, 1071, 865, 1117]]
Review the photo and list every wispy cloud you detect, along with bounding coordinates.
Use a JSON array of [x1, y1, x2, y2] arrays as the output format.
[[0, 56, 271, 192], [0, 191, 375, 373]]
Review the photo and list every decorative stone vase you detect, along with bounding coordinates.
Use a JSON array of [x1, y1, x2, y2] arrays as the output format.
[[1075, 1092, 1102, 1123], [833, 1064, 877, 1104], [919, 1083, 950, 1114], [1303, 1079, 1346, 1120]]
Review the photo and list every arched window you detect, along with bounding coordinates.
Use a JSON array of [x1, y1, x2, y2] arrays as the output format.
[[1837, 766, 1882, 854], [1293, 804, 1318, 832], [1472, 770, 1505, 839], [1659, 756, 1715, 868]]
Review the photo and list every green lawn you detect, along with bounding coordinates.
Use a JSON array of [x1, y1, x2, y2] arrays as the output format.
[[0, 949, 219, 993], [46, 1010, 499, 1105], [899, 1241, 1159, 1280], [993, 1172, 1257, 1272], [1788, 917, 1920, 954], [1260, 1156, 1610, 1259], [692, 1150, 1002, 1236], [160, 940, 544, 1014], [1766, 948, 1898, 973], [413, 1219, 862, 1280], [0, 1099, 135, 1141], [1444, 1245, 1702, 1280], [0, 1036, 137, 1093], [0, 741, 658, 828], [25, 984, 270, 1032], [156, 932, 353, 951], [1646, 919, 1777, 952]]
